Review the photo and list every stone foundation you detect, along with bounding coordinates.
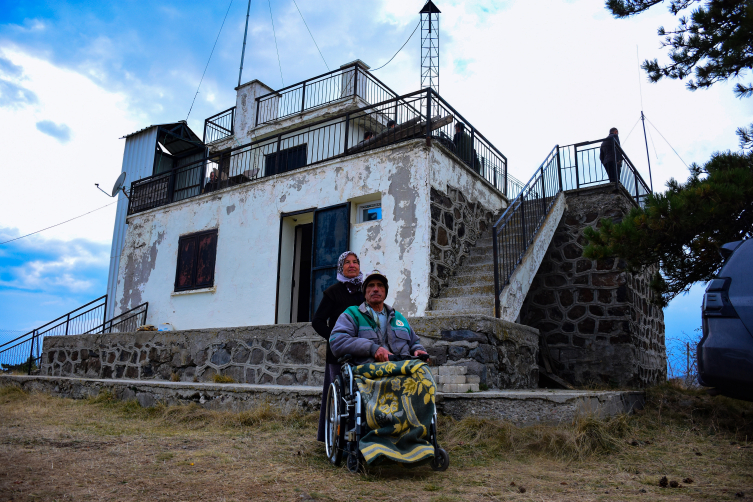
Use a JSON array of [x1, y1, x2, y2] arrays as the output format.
[[0, 375, 644, 426], [429, 185, 496, 298], [411, 314, 539, 389], [519, 186, 666, 388], [41, 324, 327, 387], [40, 315, 539, 390]]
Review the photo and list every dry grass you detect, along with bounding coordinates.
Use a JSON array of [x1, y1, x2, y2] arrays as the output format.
[[1, 383, 753, 501], [212, 374, 236, 384]]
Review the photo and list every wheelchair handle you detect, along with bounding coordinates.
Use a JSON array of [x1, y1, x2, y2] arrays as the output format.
[[388, 353, 430, 362]]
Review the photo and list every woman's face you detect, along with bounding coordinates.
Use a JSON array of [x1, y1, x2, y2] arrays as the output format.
[[342, 254, 360, 279]]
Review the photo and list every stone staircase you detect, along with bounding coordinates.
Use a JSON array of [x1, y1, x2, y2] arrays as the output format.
[[426, 195, 564, 322], [429, 365, 480, 393], [428, 210, 527, 317]]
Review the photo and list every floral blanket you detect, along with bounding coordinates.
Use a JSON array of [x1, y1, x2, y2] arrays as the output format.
[[352, 360, 437, 466]]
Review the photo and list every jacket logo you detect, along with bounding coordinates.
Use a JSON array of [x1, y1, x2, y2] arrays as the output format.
[[395, 320, 405, 327]]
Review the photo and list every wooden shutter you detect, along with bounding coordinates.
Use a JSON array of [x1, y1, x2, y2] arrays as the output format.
[[174, 230, 218, 291]]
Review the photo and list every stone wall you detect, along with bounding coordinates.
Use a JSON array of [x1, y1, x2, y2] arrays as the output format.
[[411, 315, 539, 389], [41, 324, 327, 387], [39, 314, 539, 390], [429, 186, 495, 298], [519, 186, 666, 388]]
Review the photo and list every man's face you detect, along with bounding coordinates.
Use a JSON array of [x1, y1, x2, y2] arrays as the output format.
[[365, 279, 386, 306]]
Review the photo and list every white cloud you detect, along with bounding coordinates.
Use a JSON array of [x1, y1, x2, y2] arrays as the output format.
[[0, 47, 140, 243]]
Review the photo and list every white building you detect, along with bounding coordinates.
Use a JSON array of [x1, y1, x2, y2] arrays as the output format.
[[107, 61, 514, 329]]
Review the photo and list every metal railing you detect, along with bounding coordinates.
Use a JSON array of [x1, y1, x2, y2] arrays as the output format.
[[492, 138, 652, 317], [0, 297, 148, 374], [129, 88, 517, 216], [255, 63, 399, 127], [204, 107, 235, 143]]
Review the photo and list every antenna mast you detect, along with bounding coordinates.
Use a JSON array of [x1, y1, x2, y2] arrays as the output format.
[[637, 46, 654, 193], [420, 1, 441, 94], [238, 0, 252, 88]]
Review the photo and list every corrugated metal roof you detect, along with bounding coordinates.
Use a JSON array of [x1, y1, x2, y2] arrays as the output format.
[[120, 121, 199, 141]]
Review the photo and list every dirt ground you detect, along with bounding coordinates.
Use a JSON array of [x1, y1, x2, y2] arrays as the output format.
[[1, 384, 752, 502]]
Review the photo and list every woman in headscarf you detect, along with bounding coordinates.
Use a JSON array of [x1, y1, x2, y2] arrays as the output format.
[[312, 251, 364, 442]]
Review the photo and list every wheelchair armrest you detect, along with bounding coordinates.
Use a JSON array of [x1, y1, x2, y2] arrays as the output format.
[[338, 354, 353, 364]]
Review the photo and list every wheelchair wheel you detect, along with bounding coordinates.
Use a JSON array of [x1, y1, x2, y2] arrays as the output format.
[[324, 376, 345, 466], [430, 448, 450, 472]]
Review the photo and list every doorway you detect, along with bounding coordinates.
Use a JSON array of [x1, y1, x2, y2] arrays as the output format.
[[276, 203, 350, 324], [291, 223, 313, 322]]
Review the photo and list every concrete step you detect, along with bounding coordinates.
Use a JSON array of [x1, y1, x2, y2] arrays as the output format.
[[469, 244, 493, 257], [454, 263, 495, 277], [426, 306, 494, 316], [439, 283, 495, 298], [430, 295, 494, 312], [465, 254, 494, 266], [449, 274, 494, 287]]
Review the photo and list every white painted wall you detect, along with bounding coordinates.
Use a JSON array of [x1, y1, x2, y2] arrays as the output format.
[[115, 139, 508, 330]]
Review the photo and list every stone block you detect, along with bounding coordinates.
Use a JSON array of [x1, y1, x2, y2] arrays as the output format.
[[466, 374, 481, 384]]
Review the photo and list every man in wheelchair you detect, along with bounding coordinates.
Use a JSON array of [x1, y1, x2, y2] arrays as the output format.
[[326, 270, 449, 473]]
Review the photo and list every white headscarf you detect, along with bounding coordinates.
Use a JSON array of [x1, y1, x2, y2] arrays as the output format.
[[336, 251, 363, 294]]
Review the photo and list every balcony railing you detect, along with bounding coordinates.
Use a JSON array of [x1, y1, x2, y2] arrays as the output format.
[[254, 63, 399, 127], [129, 88, 517, 216], [204, 107, 235, 143]]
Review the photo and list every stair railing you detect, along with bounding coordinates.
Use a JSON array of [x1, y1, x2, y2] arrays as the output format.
[[0, 298, 148, 375], [493, 146, 562, 318], [492, 137, 653, 318]]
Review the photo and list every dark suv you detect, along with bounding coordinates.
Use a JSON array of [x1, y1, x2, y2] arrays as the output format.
[[698, 239, 753, 400]]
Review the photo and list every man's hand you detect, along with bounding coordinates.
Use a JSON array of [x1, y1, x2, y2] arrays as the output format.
[[374, 346, 392, 362], [413, 349, 429, 359]]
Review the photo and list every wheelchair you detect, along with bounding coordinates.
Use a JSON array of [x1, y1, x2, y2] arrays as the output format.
[[324, 353, 450, 473]]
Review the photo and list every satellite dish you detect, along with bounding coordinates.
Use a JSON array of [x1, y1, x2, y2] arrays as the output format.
[[95, 172, 129, 199], [112, 172, 127, 197]]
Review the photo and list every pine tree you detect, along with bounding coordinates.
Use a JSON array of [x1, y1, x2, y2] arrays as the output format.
[[606, 0, 753, 147], [583, 151, 753, 306]]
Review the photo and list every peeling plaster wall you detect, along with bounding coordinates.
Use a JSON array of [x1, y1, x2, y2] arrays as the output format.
[[117, 140, 435, 328]]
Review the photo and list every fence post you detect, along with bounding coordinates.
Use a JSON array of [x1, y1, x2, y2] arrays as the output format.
[[574, 145, 580, 190], [353, 66, 359, 99], [230, 107, 235, 135], [255, 98, 260, 127], [275, 134, 282, 174], [540, 165, 547, 215], [64, 313, 70, 336], [102, 294, 108, 334], [425, 89, 432, 146], [520, 192, 527, 246], [556, 145, 563, 193], [492, 225, 501, 319], [504, 161, 508, 198], [27, 331, 35, 375], [343, 113, 350, 153], [301, 82, 306, 114]]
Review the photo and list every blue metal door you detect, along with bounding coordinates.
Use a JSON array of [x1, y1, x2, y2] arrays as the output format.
[[310, 203, 350, 318]]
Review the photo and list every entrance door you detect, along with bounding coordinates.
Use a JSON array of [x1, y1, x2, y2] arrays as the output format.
[[290, 223, 313, 322], [310, 203, 350, 319]]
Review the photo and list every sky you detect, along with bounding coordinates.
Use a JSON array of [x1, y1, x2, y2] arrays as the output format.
[[0, 0, 750, 372]]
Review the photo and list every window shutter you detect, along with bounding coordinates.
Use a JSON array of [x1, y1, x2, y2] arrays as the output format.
[[175, 236, 197, 290], [196, 232, 218, 288], [175, 230, 218, 291]]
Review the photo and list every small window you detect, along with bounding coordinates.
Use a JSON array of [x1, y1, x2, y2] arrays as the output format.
[[357, 201, 382, 223], [175, 229, 218, 292]]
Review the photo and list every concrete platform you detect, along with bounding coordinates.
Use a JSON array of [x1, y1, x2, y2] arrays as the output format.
[[0, 375, 644, 426]]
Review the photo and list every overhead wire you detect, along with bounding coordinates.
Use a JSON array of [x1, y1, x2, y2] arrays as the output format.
[[644, 116, 690, 169], [292, 0, 329, 71], [622, 117, 642, 144], [267, 0, 284, 87], [0, 202, 117, 246], [186, 0, 235, 121], [370, 21, 420, 72]]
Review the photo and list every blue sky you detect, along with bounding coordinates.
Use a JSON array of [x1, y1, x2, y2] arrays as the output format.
[[0, 0, 749, 370]]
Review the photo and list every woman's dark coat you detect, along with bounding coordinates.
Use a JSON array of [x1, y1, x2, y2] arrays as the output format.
[[312, 282, 364, 365]]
